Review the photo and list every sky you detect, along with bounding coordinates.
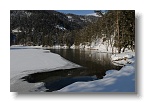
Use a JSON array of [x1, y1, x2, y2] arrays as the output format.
[[56, 10, 95, 15]]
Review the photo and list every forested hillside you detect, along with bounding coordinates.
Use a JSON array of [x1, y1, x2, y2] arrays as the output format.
[[10, 10, 135, 53], [10, 10, 97, 46], [73, 10, 135, 53]]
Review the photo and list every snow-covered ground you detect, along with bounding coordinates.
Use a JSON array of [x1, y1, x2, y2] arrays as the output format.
[[10, 45, 43, 49], [10, 45, 135, 92], [57, 52, 135, 92], [70, 36, 134, 54], [10, 46, 80, 85], [70, 37, 117, 53], [111, 52, 135, 66], [10, 45, 82, 92]]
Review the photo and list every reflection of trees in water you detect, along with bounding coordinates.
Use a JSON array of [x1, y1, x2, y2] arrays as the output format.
[[22, 64, 120, 92], [21, 49, 122, 92], [78, 50, 111, 66], [50, 49, 118, 70], [22, 67, 107, 92]]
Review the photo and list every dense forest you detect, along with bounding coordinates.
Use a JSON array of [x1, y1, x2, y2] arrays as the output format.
[[74, 10, 135, 53], [10, 10, 97, 46], [10, 10, 135, 53]]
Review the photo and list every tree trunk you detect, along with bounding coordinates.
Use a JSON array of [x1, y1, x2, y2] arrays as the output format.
[[116, 11, 120, 53]]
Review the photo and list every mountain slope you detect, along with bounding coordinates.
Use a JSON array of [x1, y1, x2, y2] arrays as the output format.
[[10, 10, 98, 46]]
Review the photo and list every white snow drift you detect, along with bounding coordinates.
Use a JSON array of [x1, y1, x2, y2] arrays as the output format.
[[111, 52, 135, 66], [10, 46, 80, 79]]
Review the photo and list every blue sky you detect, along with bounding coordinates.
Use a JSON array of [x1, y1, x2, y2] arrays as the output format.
[[56, 10, 94, 15]]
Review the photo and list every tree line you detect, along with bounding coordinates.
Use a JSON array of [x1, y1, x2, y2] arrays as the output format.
[[74, 10, 135, 53], [10, 10, 96, 46], [10, 10, 135, 53]]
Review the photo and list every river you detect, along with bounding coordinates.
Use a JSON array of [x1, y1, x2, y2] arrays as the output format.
[[21, 49, 122, 92]]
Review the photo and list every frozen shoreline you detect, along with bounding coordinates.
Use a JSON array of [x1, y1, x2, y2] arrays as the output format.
[[57, 52, 135, 92], [10, 45, 82, 92], [10, 45, 135, 92], [10, 46, 80, 79]]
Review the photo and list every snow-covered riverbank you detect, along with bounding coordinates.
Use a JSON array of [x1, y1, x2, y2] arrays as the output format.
[[10, 46, 82, 92], [57, 52, 135, 92], [111, 52, 135, 66], [10, 46, 80, 81], [10, 45, 135, 92]]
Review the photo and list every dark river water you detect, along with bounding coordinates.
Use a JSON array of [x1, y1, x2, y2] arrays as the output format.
[[22, 49, 122, 92]]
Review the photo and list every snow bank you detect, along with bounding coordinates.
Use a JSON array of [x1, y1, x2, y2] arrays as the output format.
[[70, 37, 118, 53], [11, 45, 43, 49], [43, 45, 69, 49], [111, 53, 134, 61], [58, 53, 135, 92], [52, 45, 69, 49], [10, 46, 80, 79], [61, 44, 69, 49], [111, 52, 135, 66], [70, 44, 75, 49]]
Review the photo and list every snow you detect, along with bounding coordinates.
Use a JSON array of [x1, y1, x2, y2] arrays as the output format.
[[67, 15, 72, 19], [61, 44, 69, 49], [71, 37, 117, 53], [58, 52, 135, 92], [80, 17, 86, 21], [70, 44, 76, 49], [11, 45, 43, 49], [111, 53, 134, 61], [55, 25, 66, 30], [71, 36, 133, 54], [12, 28, 22, 33], [90, 37, 117, 53], [10, 45, 135, 92], [10, 46, 80, 79], [111, 52, 135, 66], [67, 15, 74, 21], [43, 45, 69, 49], [86, 13, 102, 17]]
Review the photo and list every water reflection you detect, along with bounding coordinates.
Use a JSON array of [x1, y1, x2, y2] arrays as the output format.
[[50, 49, 118, 70], [22, 49, 122, 92], [22, 68, 98, 92]]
